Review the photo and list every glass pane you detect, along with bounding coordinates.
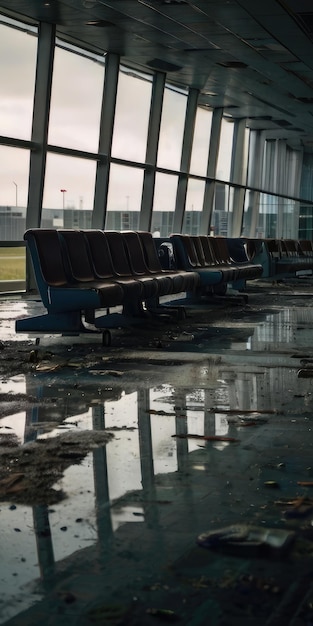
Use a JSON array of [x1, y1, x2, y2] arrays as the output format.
[[151, 172, 178, 237], [257, 193, 278, 238], [189, 107, 212, 176], [42, 153, 97, 227], [299, 203, 313, 240], [242, 189, 259, 238], [105, 164, 143, 229], [0, 146, 30, 239], [216, 118, 234, 182], [0, 21, 37, 140], [262, 140, 276, 192], [111, 69, 152, 163], [211, 183, 230, 236], [300, 153, 313, 202], [281, 199, 299, 239], [157, 86, 187, 170], [182, 178, 205, 235], [48, 45, 104, 152]]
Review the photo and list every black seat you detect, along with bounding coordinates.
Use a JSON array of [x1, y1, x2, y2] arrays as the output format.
[[105, 230, 158, 301], [138, 231, 199, 294], [122, 231, 171, 297]]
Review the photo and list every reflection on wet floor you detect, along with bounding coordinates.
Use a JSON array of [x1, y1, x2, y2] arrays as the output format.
[[2, 283, 313, 624]]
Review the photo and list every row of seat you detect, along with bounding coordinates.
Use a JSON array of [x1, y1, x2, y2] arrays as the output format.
[[158, 234, 263, 294], [246, 238, 313, 279], [16, 229, 200, 336]]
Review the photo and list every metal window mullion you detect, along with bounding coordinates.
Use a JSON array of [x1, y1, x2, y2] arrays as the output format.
[[229, 118, 247, 236], [92, 53, 120, 229], [276, 140, 286, 238], [247, 131, 265, 237], [26, 22, 55, 231], [173, 88, 198, 233], [201, 107, 223, 234], [140, 72, 165, 231], [26, 22, 55, 292]]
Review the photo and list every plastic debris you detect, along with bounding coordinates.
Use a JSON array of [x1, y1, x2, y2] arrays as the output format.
[[197, 524, 295, 557], [297, 481, 313, 487], [146, 608, 180, 622], [264, 480, 280, 488], [172, 434, 239, 442], [275, 496, 313, 518]]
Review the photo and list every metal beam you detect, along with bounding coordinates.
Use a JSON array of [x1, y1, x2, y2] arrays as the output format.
[[93, 53, 119, 229], [140, 72, 165, 231], [173, 88, 199, 233]]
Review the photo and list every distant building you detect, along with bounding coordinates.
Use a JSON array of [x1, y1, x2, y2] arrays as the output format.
[[0, 206, 228, 240]]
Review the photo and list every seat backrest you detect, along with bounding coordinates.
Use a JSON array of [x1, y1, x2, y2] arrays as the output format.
[[83, 230, 114, 279], [198, 236, 216, 266], [170, 234, 201, 269], [105, 231, 133, 277], [24, 229, 68, 287], [264, 239, 281, 258], [226, 238, 250, 263], [137, 231, 163, 272], [58, 230, 95, 282], [190, 236, 206, 267], [299, 239, 313, 256], [122, 231, 149, 275], [208, 236, 231, 264]]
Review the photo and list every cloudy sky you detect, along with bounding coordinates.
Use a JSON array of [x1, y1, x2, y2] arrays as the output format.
[[0, 16, 233, 213]]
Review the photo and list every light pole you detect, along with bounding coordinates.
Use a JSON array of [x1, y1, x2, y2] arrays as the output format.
[[60, 189, 67, 209], [13, 181, 18, 207]]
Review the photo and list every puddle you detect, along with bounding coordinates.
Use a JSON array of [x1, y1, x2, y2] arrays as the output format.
[[1, 286, 313, 623]]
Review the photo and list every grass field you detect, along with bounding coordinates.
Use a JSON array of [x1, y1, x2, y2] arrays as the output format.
[[0, 247, 26, 280]]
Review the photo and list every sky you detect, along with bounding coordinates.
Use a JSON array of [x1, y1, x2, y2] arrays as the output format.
[[0, 16, 233, 213]]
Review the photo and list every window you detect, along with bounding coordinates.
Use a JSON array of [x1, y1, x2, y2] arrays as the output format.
[[111, 68, 152, 163], [189, 106, 212, 176], [0, 19, 37, 140], [42, 153, 97, 227], [151, 173, 178, 237], [106, 163, 144, 222], [48, 43, 105, 152], [216, 118, 234, 182], [157, 85, 187, 170], [182, 178, 206, 235], [0, 145, 30, 208]]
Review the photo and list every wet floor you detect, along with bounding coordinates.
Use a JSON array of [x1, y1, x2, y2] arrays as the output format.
[[1, 280, 313, 624]]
